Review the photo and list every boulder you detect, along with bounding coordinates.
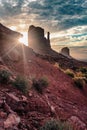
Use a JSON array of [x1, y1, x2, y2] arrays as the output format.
[[4, 113, 20, 129], [0, 111, 7, 118]]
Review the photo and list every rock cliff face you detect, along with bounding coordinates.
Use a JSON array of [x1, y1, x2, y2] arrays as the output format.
[[60, 47, 70, 58], [0, 23, 22, 61], [0, 23, 22, 40], [28, 25, 51, 54]]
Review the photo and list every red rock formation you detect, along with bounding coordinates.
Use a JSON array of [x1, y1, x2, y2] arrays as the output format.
[[28, 25, 51, 54], [60, 47, 70, 58]]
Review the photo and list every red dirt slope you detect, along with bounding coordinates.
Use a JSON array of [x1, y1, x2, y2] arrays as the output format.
[[0, 44, 87, 130]]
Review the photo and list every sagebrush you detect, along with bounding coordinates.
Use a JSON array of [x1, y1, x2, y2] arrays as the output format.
[[40, 119, 73, 130], [0, 69, 11, 84], [65, 69, 74, 78], [13, 76, 28, 94], [32, 76, 49, 93], [74, 77, 85, 89]]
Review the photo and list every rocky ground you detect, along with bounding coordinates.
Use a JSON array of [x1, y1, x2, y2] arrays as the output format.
[[0, 45, 87, 130]]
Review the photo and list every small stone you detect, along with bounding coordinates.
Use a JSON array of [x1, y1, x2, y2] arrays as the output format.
[[0, 111, 7, 118], [22, 95, 27, 102], [29, 92, 33, 97], [6, 93, 20, 102], [4, 113, 20, 129]]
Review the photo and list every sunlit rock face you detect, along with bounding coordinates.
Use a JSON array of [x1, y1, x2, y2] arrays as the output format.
[[60, 47, 70, 58], [0, 23, 22, 61], [28, 25, 51, 54]]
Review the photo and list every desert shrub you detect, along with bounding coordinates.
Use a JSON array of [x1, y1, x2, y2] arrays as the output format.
[[13, 76, 28, 94], [0, 69, 11, 84], [65, 69, 74, 78], [39, 119, 73, 130], [32, 76, 49, 94], [75, 71, 84, 77], [74, 77, 85, 89], [79, 67, 87, 74]]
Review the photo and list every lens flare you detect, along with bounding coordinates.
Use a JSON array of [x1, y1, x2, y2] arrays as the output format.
[[19, 32, 28, 46]]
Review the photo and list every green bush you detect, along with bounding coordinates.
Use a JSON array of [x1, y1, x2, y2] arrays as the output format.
[[65, 69, 74, 78], [79, 67, 87, 74], [32, 76, 49, 94], [39, 119, 73, 130], [0, 69, 11, 84], [74, 77, 85, 89], [13, 76, 28, 94]]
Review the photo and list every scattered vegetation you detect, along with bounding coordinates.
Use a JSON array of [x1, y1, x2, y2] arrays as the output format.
[[53, 62, 87, 89], [65, 69, 74, 78], [74, 67, 87, 87], [79, 67, 87, 74], [73, 77, 85, 89], [59, 66, 87, 88], [0, 69, 11, 84], [39, 119, 73, 130], [32, 76, 49, 94], [13, 76, 28, 94]]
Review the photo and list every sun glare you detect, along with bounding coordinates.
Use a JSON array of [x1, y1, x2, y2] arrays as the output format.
[[19, 32, 28, 46], [10, 26, 17, 31]]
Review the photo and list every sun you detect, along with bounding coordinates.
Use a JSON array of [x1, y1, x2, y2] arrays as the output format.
[[19, 32, 28, 46]]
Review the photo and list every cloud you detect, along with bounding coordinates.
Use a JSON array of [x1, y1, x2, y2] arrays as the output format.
[[25, 0, 87, 31], [0, 0, 87, 33], [0, 0, 23, 17], [70, 46, 87, 61]]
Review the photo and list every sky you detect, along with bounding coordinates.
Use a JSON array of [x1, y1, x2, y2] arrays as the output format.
[[0, 0, 87, 61]]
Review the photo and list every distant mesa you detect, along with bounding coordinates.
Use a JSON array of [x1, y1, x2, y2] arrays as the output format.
[[28, 25, 51, 54], [60, 47, 71, 58]]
